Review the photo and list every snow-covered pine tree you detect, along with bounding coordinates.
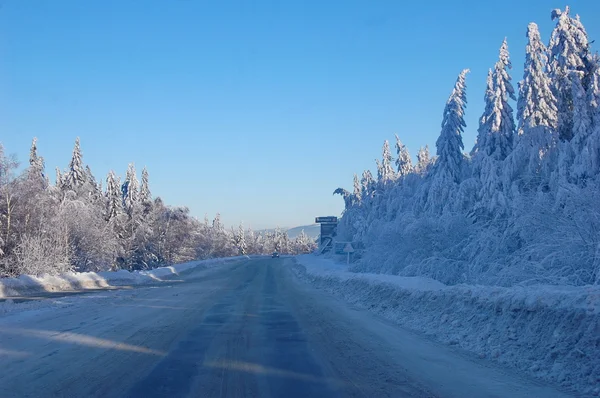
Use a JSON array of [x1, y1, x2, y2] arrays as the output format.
[[361, 170, 375, 200], [381, 140, 395, 184], [293, 229, 313, 254], [246, 227, 256, 254], [571, 71, 593, 150], [422, 69, 470, 214], [375, 158, 383, 184], [395, 134, 412, 177], [506, 23, 558, 194], [55, 167, 62, 189], [472, 70, 495, 163], [473, 39, 516, 164], [352, 173, 362, 204], [82, 165, 103, 205], [471, 41, 516, 214], [140, 167, 152, 205], [237, 223, 247, 255], [571, 71, 594, 182], [62, 137, 87, 191], [549, 6, 593, 142], [518, 23, 558, 135], [105, 171, 122, 221], [434, 69, 469, 183], [416, 145, 430, 174], [212, 213, 223, 231], [28, 137, 45, 181], [121, 163, 139, 216]]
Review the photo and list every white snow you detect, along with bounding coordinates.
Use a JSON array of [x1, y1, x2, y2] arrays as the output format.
[[293, 254, 600, 396], [0, 256, 255, 299]]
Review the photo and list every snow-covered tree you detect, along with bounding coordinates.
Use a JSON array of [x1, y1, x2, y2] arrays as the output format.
[[361, 170, 375, 199], [394, 135, 412, 178], [434, 69, 470, 183], [105, 171, 122, 221], [579, 68, 600, 177], [28, 137, 45, 181], [121, 163, 139, 217], [415, 145, 431, 174], [140, 167, 152, 205], [375, 158, 383, 183], [351, 173, 361, 205], [517, 23, 558, 135], [571, 71, 594, 182], [55, 167, 62, 188], [549, 6, 592, 142], [236, 222, 247, 255], [472, 40, 516, 163], [62, 137, 87, 191], [380, 140, 395, 184], [504, 23, 559, 197]]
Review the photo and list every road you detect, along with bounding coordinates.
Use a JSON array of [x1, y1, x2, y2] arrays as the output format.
[[0, 257, 572, 398]]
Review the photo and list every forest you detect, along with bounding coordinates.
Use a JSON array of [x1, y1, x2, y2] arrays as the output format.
[[335, 7, 600, 286], [0, 137, 315, 277]]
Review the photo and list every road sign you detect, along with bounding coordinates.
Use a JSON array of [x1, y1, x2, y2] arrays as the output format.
[[315, 216, 338, 224], [343, 243, 354, 264], [315, 216, 338, 253]]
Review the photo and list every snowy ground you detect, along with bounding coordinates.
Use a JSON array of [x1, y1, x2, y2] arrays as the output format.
[[293, 254, 600, 397], [0, 256, 258, 300]]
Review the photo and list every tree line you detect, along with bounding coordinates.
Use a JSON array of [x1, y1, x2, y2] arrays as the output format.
[[335, 7, 600, 286], [0, 138, 315, 277]]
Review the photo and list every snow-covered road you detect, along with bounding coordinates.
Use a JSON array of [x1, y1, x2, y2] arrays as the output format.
[[0, 258, 573, 397]]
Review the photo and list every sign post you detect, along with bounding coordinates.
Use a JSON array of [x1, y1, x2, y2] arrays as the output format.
[[315, 216, 338, 254], [343, 243, 355, 265]]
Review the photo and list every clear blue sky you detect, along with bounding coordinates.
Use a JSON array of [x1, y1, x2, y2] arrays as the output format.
[[0, 0, 599, 230]]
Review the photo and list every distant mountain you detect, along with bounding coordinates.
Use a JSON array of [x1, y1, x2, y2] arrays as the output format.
[[286, 224, 320, 240], [255, 224, 320, 240]]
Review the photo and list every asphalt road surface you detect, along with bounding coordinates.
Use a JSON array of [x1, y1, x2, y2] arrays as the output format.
[[0, 258, 572, 397]]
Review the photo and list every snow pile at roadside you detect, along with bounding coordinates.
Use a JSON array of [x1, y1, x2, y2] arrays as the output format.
[[0, 256, 254, 299], [293, 254, 600, 396]]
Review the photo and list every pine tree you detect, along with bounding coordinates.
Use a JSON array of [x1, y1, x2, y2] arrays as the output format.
[[380, 140, 395, 184], [352, 173, 362, 204], [28, 137, 45, 181], [571, 71, 593, 150], [473, 40, 516, 163], [518, 23, 558, 135], [55, 167, 62, 188], [434, 69, 469, 183], [416, 145, 430, 174], [84, 165, 102, 204], [361, 170, 375, 199], [570, 70, 594, 182], [63, 137, 87, 190], [395, 134, 412, 177], [237, 223, 247, 255], [375, 159, 383, 183], [105, 171, 122, 221], [121, 163, 139, 216], [140, 167, 152, 205], [212, 213, 224, 234], [472, 69, 495, 159], [504, 23, 559, 196], [549, 6, 592, 142]]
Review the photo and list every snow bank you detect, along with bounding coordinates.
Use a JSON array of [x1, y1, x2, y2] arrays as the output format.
[[0, 256, 254, 299], [293, 254, 600, 396]]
